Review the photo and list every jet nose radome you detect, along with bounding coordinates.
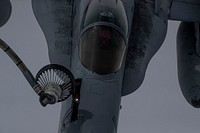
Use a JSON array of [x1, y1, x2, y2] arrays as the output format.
[[79, 0, 128, 74]]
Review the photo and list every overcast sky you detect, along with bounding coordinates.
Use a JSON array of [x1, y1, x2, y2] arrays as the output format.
[[0, 0, 200, 133]]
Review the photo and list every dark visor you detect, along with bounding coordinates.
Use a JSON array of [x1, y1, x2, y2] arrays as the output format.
[[79, 26, 126, 75]]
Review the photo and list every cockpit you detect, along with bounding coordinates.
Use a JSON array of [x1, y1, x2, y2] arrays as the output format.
[[79, 0, 128, 75], [79, 26, 126, 75]]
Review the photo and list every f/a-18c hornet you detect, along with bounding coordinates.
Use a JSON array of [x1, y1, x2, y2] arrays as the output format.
[[0, 0, 200, 133]]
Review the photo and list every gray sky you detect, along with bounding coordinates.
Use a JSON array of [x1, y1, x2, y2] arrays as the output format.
[[0, 0, 200, 133]]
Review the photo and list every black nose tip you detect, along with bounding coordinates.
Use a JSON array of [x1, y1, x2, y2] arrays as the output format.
[[191, 98, 200, 108]]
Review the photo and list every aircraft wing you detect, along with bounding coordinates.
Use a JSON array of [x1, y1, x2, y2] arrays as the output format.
[[168, 0, 200, 21], [32, 0, 74, 68]]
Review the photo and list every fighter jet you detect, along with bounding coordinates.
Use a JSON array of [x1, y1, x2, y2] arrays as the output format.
[[0, 0, 200, 133]]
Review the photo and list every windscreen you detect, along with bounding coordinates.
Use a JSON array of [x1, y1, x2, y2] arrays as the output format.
[[79, 26, 126, 75]]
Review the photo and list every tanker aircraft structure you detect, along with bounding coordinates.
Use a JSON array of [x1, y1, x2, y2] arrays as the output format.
[[0, 0, 200, 133]]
